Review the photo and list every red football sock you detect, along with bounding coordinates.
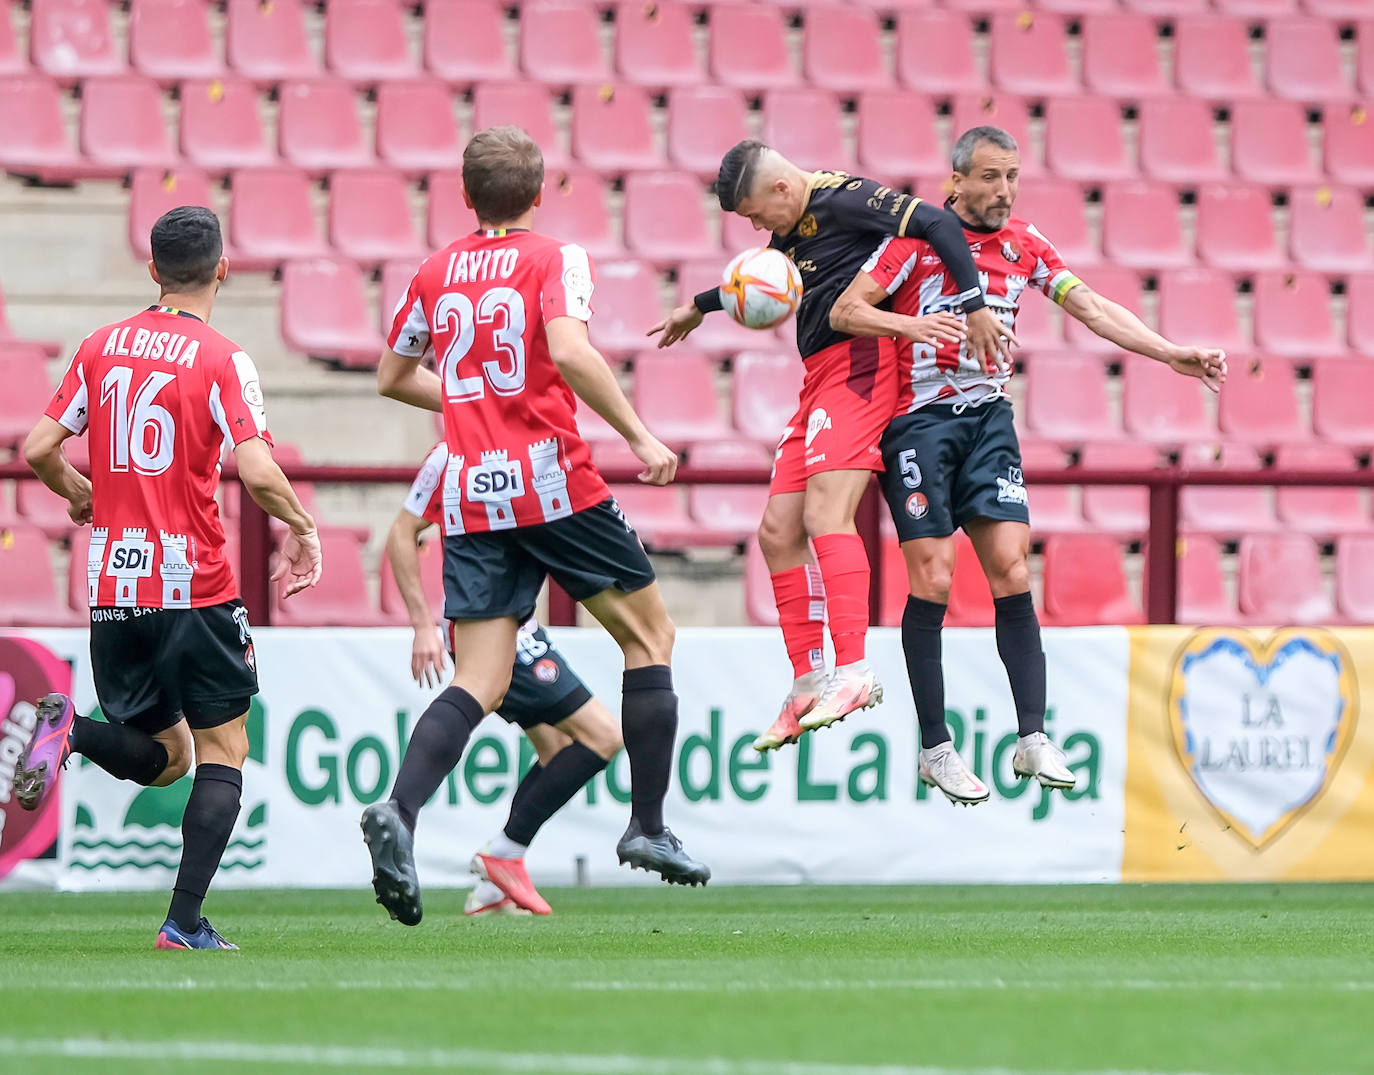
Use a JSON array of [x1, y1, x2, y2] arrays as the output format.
[[769, 564, 826, 678], [812, 533, 869, 666]]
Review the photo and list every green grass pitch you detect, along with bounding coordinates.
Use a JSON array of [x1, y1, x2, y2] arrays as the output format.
[[2, 883, 1372, 1075]]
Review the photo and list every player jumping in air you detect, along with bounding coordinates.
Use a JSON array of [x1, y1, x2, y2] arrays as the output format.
[[364, 126, 708, 927], [648, 142, 1013, 776], [17, 206, 322, 948], [831, 127, 1227, 803], [389, 443, 624, 916]]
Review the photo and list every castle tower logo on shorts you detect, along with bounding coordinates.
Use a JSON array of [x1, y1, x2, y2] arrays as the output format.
[[1167, 628, 1358, 849]]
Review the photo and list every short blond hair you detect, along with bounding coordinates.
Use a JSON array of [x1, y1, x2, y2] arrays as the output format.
[[462, 126, 545, 225]]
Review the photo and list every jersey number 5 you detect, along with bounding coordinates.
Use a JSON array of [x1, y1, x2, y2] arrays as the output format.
[[100, 366, 176, 476], [434, 287, 528, 403]]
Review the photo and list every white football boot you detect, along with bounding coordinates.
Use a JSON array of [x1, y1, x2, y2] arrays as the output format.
[[799, 660, 883, 731], [1012, 731, 1076, 790], [918, 742, 990, 806], [464, 879, 533, 917], [753, 670, 828, 752]]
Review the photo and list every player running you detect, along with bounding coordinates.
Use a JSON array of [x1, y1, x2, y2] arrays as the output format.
[[648, 141, 1012, 760], [364, 126, 708, 928], [16, 206, 322, 948], [830, 126, 1227, 804], [389, 443, 623, 916]]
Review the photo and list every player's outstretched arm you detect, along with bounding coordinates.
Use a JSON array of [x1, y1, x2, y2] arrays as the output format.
[[385, 511, 448, 688], [1061, 286, 1228, 393], [547, 316, 677, 486], [234, 436, 323, 598], [377, 348, 444, 412], [830, 272, 966, 346], [23, 416, 92, 525]]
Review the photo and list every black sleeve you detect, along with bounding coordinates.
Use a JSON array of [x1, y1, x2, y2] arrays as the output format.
[[692, 288, 724, 314], [905, 202, 987, 314]]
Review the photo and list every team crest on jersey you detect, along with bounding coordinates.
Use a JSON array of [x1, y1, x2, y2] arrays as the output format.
[[1001, 240, 1022, 265], [533, 658, 560, 685], [804, 408, 833, 448], [797, 214, 818, 238], [241, 380, 264, 408], [905, 492, 929, 519]]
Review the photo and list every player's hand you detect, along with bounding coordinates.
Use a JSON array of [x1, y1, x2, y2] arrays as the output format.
[[411, 625, 449, 689], [646, 304, 704, 348], [272, 527, 323, 599], [65, 473, 93, 525], [964, 307, 1018, 374], [900, 312, 966, 347], [630, 433, 678, 486], [1167, 346, 1228, 394]]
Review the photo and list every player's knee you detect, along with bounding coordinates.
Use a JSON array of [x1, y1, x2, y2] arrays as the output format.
[[634, 616, 675, 667], [152, 749, 191, 787], [801, 498, 847, 539], [986, 553, 1031, 595], [757, 512, 805, 562], [905, 547, 956, 602]]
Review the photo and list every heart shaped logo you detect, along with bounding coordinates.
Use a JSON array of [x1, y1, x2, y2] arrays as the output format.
[[1168, 628, 1358, 848]]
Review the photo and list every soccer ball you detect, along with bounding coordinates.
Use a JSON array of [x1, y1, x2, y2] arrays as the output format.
[[719, 247, 803, 330]]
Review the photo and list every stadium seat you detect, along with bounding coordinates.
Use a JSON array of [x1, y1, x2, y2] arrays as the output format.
[[667, 86, 750, 180], [803, 7, 890, 94], [274, 527, 386, 627], [226, 0, 319, 86], [1217, 357, 1305, 447], [520, 1, 608, 86], [1137, 98, 1228, 186], [897, 12, 983, 96], [1011, 179, 1095, 267], [1019, 438, 1082, 535], [228, 167, 329, 271], [1237, 534, 1332, 625], [325, 0, 417, 85], [855, 92, 943, 187], [129, 0, 220, 85], [0, 1, 21, 77], [179, 77, 276, 173], [1306, 0, 1370, 13], [687, 482, 769, 545], [1266, 18, 1352, 103], [379, 533, 445, 627], [471, 83, 567, 169], [951, 94, 1038, 176], [589, 260, 665, 361], [0, 522, 82, 626], [0, 348, 55, 447], [1336, 535, 1374, 624], [1214, 0, 1299, 14], [532, 167, 617, 260], [570, 83, 662, 174], [1127, 0, 1218, 13], [574, 398, 619, 446], [1041, 534, 1144, 626], [127, 167, 215, 261], [1251, 271, 1344, 359], [14, 477, 79, 539], [378, 257, 420, 337], [1014, 290, 1067, 354], [743, 540, 778, 627], [1156, 269, 1247, 356], [1311, 356, 1374, 445], [1175, 533, 1240, 625], [1288, 186, 1374, 275], [615, 1, 702, 89], [1079, 441, 1157, 536], [1043, 97, 1132, 183], [990, 12, 1075, 98], [425, 170, 467, 250], [1231, 100, 1320, 187], [1174, 17, 1263, 103], [1361, 20, 1374, 99], [1120, 354, 1217, 445], [622, 172, 717, 268], [1323, 106, 1374, 189], [762, 90, 851, 173], [29, 0, 123, 83], [328, 170, 425, 266], [1065, 267, 1144, 353], [678, 263, 775, 359], [1273, 443, 1366, 537], [374, 80, 463, 176], [1193, 184, 1284, 272], [1100, 182, 1191, 271], [946, 531, 997, 628], [1346, 275, 1374, 358], [280, 258, 383, 369], [0, 76, 84, 181], [278, 80, 372, 173], [1081, 14, 1168, 100], [709, 5, 798, 92], [424, 0, 514, 86], [1179, 443, 1276, 536], [610, 485, 717, 551], [631, 351, 731, 447], [80, 76, 177, 176], [1024, 353, 1119, 444]]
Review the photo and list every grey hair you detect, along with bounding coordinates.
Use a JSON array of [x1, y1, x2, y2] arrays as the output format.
[[951, 126, 1019, 174]]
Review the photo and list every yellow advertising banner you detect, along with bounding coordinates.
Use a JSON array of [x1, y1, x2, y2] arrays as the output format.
[[1123, 625, 1374, 881]]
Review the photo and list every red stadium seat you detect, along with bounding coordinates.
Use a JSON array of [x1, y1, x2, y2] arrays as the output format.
[[1043, 97, 1132, 182], [1336, 535, 1374, 623], [743, 540, 778, 626], [129, 0, 220, 85], [1013, 291, 1066, 354], [588, 260, 665, 361], [803, 7, 890, 94], [179, 77, 275, 173], [1346, 275, 1374, 358], [1179, 443, 1276, 537], [1019, 439, 1082, 535], [14, 477, 80, 539], [668, 87, 750, 181], [686, 438, 772, 474], [1266, 17, 1353, 103], [1215, 0, 1299, 14], [1011, 179, 1094, 267], [897, 12, 983, 96], [615, 1, 702, 89], [378, 257, 421, 336], [1361, 20, 1374, 99], [1079, 441, 1157, 536], [989, 12, 1075, 98], [0, 522, 82, 626], [0, 1, 22, 77], [0, 348, 54, 447], [856, 92, 944, 186], [1034, 0, 1118, 10], [1252, 271, 1343, 359], [1273, 443, 1366, 537], [688, 482, 769, 545], [1311, 357, 1374, 445], [1100, 182, 1190, 271], [1065, 267, 1143, 354], [1218, 357, 1305, 446], [1121, 354, 1216, 446], [622, 172, 716, 267], [29, 0, 123, 84], [709, 5, 798, 92], [274, 527, 386, 627], [878, 527, 998, 629], [952, 93, 1038, 176], [1238, 534, 1332, 625], [1289, 185, 1374, 275], [1174, 17, 1263, 103], [80, 76, 177, 176], [280, 258, 384, 369], [1156, 269, 1247, 356], [1024, 353, 1119, 444], [229, 167, 329, 270], [278, 80, 372, 173], [325, 0, 417, 85], [762, 90, 850, 173], [520, 1, 608, 86], [375, 80, 463, 176], [1306, 0, 1374, 14], [127, 167, 215, 261], [379, 533, 445, 627], [1137, 98, 1228, 186], [425, 170, 467, 250], [0, 76, 82, 181], [571, 83, 662, 175], [470, 83, 567, 169], [533, 167, 617, 260], [1127, 0, 1218, 13], [1081, 14, 1168, 100], [678, 263, 775, 359], [1323, 106, 1374, 189], [1193, 184, 1284, 272], [328, 169, 425, 266], [1041, 534, 1144, 626], [1175, 534, 1238, 625], [631, 351, 730, 447], [226, 0, 319, 86], [610, 485, 717, 551], [424, 0, 514, 86], [1231, 100, 1319, 187]]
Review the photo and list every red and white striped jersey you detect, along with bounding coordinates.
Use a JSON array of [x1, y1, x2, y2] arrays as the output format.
[[387, 229, 610, 534], [44, 306, 271, 609], [864, 214, 1083, 413]]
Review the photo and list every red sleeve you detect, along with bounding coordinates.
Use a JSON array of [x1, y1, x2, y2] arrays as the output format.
[[45, 345, 91, 434], [860, 236, 927, 296], [1024, 222, 1083, 306], [210, 349, 273, 448], [401, 443, 447, 526], [540, 243, 595, 323]]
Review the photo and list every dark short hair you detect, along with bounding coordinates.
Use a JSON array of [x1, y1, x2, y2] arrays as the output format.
[[714, 139, 768, 213], [952, 126, 1019, 174], [463, 126, 545, 224], [150, 206, 223, 289]]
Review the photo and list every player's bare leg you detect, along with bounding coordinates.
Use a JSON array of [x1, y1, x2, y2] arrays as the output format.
[[583, 583, 709, 885], [966, 518, 1074, 791], [798, 469, 885, 732]]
